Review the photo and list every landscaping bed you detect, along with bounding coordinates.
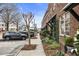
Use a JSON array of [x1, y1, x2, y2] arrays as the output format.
[[42, 37, 61, 56], [43, 44, 60, 56], [21, 44, 37, 50]]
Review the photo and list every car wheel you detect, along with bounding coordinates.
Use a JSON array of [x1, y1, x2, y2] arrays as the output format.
[[5, 37, 10, 40], [22, 37, 26, 40]]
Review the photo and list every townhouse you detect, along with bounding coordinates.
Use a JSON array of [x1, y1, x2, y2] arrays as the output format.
[[9, 22, 17, 31], [0, 22, 6, 32], [0, 21, 17, 32], [41, 3, 79, 50]]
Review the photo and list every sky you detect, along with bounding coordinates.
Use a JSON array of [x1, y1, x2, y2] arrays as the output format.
[[17, 3, 48, 28]]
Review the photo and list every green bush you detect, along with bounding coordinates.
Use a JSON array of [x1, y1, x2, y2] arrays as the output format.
[[49, 41, 60, 49], [40, 29, 49, 37], [42, 37, 54, 44], [64, 36, 74, 46], [55, 51, 65, 56]]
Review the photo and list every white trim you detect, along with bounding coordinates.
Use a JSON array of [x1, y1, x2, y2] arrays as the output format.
[[59, 12, 70, 36]]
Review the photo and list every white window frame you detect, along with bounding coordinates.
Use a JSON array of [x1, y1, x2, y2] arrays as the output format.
[[65, 12, 70, 36], [59, 12, 70, 36], [59, 16, 65, 36]]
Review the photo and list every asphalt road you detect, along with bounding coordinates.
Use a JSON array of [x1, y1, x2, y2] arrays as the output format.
[[0, 40, 26, 55]]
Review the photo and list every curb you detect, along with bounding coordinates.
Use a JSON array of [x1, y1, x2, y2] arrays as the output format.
[[8, 45, 24, 56]]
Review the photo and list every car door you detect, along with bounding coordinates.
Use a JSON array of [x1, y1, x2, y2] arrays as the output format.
[[15, 33, 21, 39], [11, 32, 19, 39], [10, 32, 16, 39]]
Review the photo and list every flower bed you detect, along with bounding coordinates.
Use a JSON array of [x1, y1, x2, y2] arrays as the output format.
[[43, 44, 60, 56], [42, 37, 61, 56]]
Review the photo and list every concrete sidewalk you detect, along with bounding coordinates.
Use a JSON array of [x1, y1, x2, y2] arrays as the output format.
[[17, 34, 45, 56], [0, 32, 3, 40]]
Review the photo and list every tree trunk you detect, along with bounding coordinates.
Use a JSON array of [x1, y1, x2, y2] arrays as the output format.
[[6, 22, 9, 31], [6, 9, 9, 31], [16, 23, 18, 31], [28, 26, 31, 45], [24, 26, 27, 31]]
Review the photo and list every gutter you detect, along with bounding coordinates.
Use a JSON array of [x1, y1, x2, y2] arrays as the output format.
[[60, 3, 72, 12]]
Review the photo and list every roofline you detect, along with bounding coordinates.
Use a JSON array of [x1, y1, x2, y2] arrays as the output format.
[[60, 3, 72, 12], [60, 3, 79, 12]]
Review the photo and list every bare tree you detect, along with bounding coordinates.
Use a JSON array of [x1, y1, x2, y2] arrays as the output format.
[[12, 13, 22, 31], [0, 4, 18, 31], [23, 12, 34, 45]]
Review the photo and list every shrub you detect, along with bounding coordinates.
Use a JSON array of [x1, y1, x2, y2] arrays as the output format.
[[55, 51, 65, 56], [44, 37, 53, 44], [42, 37, 54, 44], [64, 36, 74, 46], [49, 41, 60, 49], [40, 29, 49, 37]]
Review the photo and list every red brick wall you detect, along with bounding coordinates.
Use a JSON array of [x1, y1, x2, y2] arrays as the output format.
[[73, 5, 79, 15], [42, 3, 67, 28], [70, 12, 79, 37]]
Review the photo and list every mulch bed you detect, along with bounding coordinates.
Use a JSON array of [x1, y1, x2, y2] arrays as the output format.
[[43, 44, 60, 56], [21, 44, 37, 50], [31, 36, 37, 39]]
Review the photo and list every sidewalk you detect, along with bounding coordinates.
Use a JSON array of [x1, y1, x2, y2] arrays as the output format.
[[17, 33, 45, 56]]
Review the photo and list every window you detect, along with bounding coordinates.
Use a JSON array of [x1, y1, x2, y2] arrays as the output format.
[[59, 16, 65, 36], [65, 12, 70, 35], [59, 12, 70, 36]]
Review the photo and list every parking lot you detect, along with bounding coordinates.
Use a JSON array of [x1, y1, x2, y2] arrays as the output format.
[[0, 40, 26, 55]]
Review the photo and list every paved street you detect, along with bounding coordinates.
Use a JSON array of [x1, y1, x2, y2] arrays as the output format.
[[0, 40, 26, 55]]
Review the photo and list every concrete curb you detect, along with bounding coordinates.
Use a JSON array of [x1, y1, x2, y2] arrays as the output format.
[[8, 45, 24, 56]]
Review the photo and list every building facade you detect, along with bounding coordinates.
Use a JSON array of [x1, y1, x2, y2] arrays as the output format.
[[0, 22, 17, 32], [9, 23, 17, 31], [42, 3, 79, 50], [0, 22, 6, 32]]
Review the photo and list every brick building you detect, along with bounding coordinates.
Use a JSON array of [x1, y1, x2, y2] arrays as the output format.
[[41, 3, 79, 50]]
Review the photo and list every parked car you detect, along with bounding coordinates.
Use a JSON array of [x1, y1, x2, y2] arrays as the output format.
[[3, 32, 27, 40], [19, 31, 28, 37]]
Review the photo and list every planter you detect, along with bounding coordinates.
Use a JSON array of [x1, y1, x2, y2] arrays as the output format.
[[45, 50, 57, 56], [43, 44, 60, 56]]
